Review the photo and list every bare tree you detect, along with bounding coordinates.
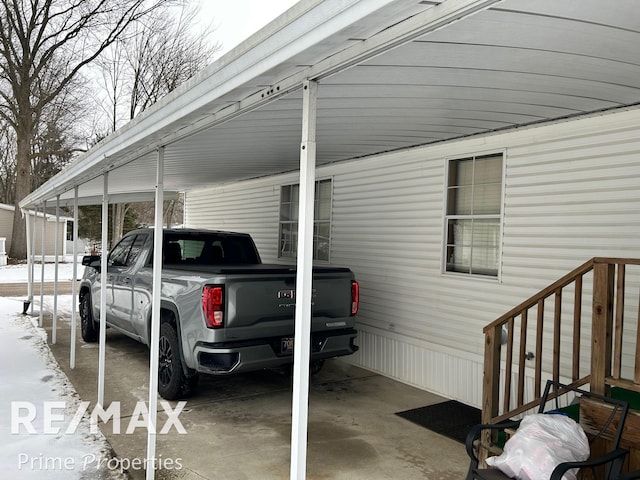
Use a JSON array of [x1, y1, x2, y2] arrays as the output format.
[[0, 75, 86, 203], [0, 0, 180, 259], [95, 39, 129, 133], [134, 196, 184, 229], [32, 77, 90, 188], [127, 4, 219, 116], [94, 2, 218, 240], [0, 120, 15, 204]]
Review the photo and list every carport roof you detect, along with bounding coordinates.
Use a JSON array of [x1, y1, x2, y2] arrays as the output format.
[[20, 0, 640, 208]]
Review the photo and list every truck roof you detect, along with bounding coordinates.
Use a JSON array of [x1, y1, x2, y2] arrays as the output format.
[[127, 227, 251, 237]]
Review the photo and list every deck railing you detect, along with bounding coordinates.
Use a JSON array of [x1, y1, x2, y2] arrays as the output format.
[[480, 258, 640, 458]]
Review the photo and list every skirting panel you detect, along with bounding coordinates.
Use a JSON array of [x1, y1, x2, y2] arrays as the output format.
[[341, 326, 576, 412], [341, 325, 485, 407]]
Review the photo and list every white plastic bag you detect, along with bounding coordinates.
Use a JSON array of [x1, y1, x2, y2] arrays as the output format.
[[486, 413, 589, 480]]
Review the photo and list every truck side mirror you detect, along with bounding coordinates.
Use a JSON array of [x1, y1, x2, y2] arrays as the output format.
[[82, 255, 101, 271]]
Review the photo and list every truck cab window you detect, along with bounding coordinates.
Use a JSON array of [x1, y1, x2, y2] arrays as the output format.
[[108, 236, 135, 267]]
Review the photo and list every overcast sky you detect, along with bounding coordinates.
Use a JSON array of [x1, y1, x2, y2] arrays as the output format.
[[197, 0, 300, 56]]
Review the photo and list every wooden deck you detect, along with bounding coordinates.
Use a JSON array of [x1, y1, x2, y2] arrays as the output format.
[[481, 258, 640, 469]]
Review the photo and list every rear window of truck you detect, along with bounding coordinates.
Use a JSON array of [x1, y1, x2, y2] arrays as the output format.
[[162, 233, 260, 266]]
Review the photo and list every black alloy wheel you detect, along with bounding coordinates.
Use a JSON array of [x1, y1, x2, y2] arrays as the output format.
[[157, 322, 187, 400], [80, 293, 98, 342]]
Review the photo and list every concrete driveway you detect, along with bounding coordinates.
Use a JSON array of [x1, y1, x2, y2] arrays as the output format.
[[43, 316, 469, 479]]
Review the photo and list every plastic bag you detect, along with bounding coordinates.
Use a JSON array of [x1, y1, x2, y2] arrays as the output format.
[[486, 413, 589, 480]]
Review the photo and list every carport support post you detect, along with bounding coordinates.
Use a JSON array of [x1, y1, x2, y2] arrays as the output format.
[[24, 207, 32, 312], [70, 187, 79, 369], [39, 200, 46, 327], [52, 194, 60, 344], [145, 146, 164, 480], [290, 79, 317, 480], [98, 173, 109, 407], [30, 204, 37, 315]]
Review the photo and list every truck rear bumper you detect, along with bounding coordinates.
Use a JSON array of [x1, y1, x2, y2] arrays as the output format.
[[193, 328, 358, 374]]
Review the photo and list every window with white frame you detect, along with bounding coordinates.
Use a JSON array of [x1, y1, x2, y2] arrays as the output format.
[[279, 179, 332, 261], [445, 153, 504, 277]]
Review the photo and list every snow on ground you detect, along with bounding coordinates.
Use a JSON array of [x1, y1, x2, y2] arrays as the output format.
[[0, 261, 81, 283], [0, 263, 126, 479]]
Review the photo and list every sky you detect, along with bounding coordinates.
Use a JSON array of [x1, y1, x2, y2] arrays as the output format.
[[196, 0, 301, 56]]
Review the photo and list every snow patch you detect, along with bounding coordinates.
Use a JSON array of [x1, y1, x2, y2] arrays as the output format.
[[0, 296, 127, 479]]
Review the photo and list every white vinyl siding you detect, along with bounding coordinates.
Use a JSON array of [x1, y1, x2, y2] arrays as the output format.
[[185, 107, 640, 406]]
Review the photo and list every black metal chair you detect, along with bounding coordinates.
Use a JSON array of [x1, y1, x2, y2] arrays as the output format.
[[466, 380, 629, 480]]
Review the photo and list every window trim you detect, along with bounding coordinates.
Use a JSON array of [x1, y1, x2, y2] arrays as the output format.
[[442, 150, 506, 281], [278, 177, 333, 263]]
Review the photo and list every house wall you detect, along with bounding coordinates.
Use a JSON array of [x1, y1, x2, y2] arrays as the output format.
[[184, 108, 640, 407], [0, 205, 68, 258]]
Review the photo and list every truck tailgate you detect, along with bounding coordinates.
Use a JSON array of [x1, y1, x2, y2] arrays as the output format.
[[217, 265, 355, 341]]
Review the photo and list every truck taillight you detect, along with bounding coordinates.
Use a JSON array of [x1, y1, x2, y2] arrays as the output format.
[[203, 285, 224, 328], [351, 281, 359, 316]]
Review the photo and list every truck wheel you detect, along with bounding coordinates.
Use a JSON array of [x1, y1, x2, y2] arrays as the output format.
[[281, 360, 325, 377], [310, 359, 325, 376], [183, 373, 200, 396], [158, 322, 187, 400], [80, 293, 98, 342]]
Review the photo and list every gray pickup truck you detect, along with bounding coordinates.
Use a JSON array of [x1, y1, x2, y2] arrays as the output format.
[[79, 228, 359, 399]]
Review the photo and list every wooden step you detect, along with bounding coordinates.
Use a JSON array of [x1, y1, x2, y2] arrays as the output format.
[[606, 378, 640, 395], [581, 396, 640, 448], [604, 377, 640, 393]]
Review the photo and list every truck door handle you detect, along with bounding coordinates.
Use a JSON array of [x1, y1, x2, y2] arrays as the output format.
[[122, 276, 131, 285]]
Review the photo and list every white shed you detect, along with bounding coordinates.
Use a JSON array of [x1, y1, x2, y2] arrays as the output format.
[[0, 203, 71, 261]]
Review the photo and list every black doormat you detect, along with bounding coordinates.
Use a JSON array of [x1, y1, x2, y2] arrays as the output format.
[[396, 400, 481, 444]]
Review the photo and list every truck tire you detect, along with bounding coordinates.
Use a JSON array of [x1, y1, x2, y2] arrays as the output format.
[[158, 322, 188, 400], [80, 293, 98, 342], [183, 373, 200, 396], [310, 359, 325, 376]]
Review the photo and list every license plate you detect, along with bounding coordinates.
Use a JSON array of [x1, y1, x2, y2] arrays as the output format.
[[281, 337, 294, 355]]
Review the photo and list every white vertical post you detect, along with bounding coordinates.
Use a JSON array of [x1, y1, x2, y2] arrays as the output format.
[[290, 79, 317, 480], [98, 173, 109, 407], [39, 201, 46, 327], [30, 205, 38, 315], [52, 195, 60, 344], [70, 186, 79, 369], [145, 146, 165, 480], [24, 208, 32, 311]]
